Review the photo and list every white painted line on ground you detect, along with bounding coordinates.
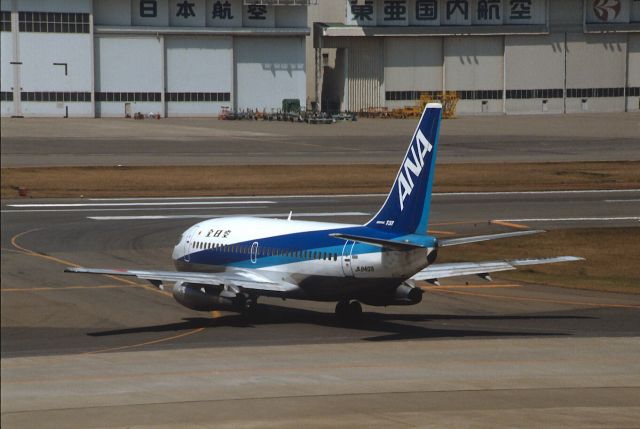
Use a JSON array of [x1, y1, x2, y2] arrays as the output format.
[[88, 212, 370, 220], [498, 217, 640, 222], [84, 189, 640, 201], [1, 206, 269, 213], [435, 189, 640, 196], [605, 199, 640, 203], [88, 194, 386, 201], [8, 201, 274, 208]]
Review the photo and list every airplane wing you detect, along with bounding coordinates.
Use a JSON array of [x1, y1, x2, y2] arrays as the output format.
[[65, 267, 300, 295], [412, 256, 584, 282]]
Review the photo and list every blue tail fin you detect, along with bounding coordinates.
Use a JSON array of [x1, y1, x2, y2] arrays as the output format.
[[366, 103, 442, 235]]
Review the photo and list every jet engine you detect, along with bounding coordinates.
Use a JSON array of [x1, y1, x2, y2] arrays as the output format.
[[392, 281, 423, 305], [172, 282, 249, 312], [358, 280, 423, 306]]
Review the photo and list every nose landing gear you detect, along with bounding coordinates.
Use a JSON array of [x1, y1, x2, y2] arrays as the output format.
[[335, 300, 363, 320]]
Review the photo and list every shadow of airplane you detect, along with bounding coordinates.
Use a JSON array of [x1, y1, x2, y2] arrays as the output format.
[[87, 304, 588, 342]]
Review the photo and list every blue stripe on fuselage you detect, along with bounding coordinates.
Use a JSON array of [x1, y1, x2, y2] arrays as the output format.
[[181, 226, 437, 269]]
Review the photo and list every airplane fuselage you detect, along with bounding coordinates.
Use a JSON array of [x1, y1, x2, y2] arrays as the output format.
[[172, 216, 437, 304]]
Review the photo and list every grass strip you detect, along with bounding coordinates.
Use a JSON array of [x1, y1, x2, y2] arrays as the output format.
[[2, 161, 639, 199], [437, 227, 640, 294]]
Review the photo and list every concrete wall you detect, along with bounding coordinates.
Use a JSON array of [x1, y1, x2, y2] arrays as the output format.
[[94, 0, 130, 26], [17, 0, 90, 13]]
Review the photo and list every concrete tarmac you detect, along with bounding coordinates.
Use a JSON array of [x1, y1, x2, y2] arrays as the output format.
[[2, 112, 639, 167], [2, 191, 640, 427]]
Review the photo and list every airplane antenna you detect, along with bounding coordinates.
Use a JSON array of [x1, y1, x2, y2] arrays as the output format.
[[287, 211, 293, 221]]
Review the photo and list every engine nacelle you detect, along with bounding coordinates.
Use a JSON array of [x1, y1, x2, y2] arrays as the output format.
[[172, 282, 241, 312], [392, 281, 423, 305], [358, 280, 423, 306]]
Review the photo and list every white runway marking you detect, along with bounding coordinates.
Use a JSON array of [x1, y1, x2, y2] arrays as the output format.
[[436, 189, 640, 196], [88, 212, 370, 221], [88, 194, 386, 201], [605, 199, 640, 203], [8, 201, 274, 208], [83, 189, 640, 201], [499, 217, 640, 222], [2, 206, 269, 213]]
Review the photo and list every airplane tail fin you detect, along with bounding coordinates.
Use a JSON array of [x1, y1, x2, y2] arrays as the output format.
[[366, 103, 442, 235]]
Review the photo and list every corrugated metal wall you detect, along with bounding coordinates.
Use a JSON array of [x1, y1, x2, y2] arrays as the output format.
[[345, 38, 384, 112]]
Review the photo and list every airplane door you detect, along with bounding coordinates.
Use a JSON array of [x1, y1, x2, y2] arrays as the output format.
[[341, 240, 355, 277], [250, 242, 259, 264]]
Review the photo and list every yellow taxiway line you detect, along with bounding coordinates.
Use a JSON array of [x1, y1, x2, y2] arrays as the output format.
[[10, 228, 208, 354]]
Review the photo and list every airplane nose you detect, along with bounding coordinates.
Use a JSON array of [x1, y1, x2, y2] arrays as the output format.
[[172, 242, 181, 261]]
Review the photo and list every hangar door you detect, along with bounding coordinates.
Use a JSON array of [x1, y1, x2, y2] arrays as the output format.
[[384, 37, 443, 108], [444, 37, 503, 114], [95, 36, 163, 117], [235, 37, 306, 111], [165, 36, 232, 117]]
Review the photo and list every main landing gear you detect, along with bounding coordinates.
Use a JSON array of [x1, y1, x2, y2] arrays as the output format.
[[335, 300, 362, 320]]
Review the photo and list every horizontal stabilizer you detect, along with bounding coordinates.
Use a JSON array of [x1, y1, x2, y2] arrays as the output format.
[[330, 232, 433, 250], [412, 256, 584, 281], [439, 230, 545, 247]]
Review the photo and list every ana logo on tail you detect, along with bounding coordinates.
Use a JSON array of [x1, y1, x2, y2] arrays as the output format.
[[397, 129, 433, 211]]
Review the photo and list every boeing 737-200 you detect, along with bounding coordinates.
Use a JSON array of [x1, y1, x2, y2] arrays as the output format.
[[66, 103, 582, 318]]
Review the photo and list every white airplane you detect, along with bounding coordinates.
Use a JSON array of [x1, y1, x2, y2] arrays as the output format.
[[67, 103, 582, 319]]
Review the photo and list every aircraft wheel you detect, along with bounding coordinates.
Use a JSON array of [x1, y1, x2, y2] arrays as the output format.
[[335, 300, 349, 318], [348, 300, 362, 318], [240, 295, 258, 313]]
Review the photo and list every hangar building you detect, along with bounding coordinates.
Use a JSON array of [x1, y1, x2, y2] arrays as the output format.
[[1, 0, 310, 117], [1, 0, 639, 117], [313, 0, 640, 114]]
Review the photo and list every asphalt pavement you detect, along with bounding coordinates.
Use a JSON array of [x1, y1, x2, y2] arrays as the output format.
[[2, 112, 639, 166]]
